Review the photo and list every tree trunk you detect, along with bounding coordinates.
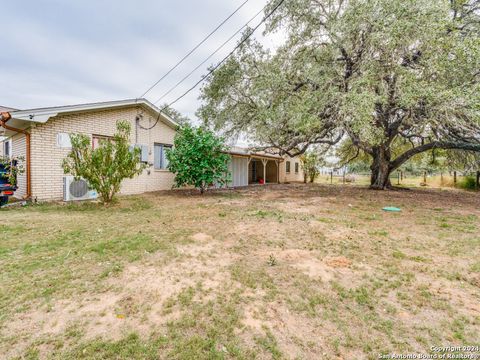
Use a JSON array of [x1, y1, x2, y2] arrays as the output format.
[[370, 146, 392, 190]]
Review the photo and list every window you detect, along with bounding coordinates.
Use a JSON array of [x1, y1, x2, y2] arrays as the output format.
[[92, 135, 113, 149], [3, 140, 11, 158], [130, 144, 149, 163], [295, 162, 299, 173], [154, 144, 172, 170], [286, 161, 291, 173], [56, 133, 72, 148]]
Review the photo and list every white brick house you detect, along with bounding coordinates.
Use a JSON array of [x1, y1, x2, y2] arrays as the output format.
[[1, 99, 177, 201], [0, 98, 305, 202]]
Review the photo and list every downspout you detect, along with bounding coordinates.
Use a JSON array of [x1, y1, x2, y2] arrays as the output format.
[[0, 112, 32, 199]]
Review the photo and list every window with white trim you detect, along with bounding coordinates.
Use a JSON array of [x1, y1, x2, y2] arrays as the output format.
[[3, 139, 12, 158], [56, 133, 72, 148], [154, 144, 172, 170]]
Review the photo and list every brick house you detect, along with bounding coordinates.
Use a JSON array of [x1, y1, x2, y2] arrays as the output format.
[[0, 99, 177, 201], [0, 99, 304, 202]]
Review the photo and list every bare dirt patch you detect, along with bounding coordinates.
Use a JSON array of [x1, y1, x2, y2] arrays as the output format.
[[325, 256, 352, 268], [190, 232, 213, 242]]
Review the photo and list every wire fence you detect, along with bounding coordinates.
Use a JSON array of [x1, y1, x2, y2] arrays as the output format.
[[315, 170, 480, 190]]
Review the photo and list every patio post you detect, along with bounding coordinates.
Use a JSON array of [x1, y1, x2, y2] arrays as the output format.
[[262, 159, 268, 185], [275, 160, 279, 184]]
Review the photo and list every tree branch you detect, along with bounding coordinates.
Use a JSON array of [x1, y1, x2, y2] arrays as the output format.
[[391, 141, 480, 170]]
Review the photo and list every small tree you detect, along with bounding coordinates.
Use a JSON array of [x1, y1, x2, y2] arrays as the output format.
[[62, 121, 146, 204], [166, 126, 230, 194], [300, 152, 322, 183]]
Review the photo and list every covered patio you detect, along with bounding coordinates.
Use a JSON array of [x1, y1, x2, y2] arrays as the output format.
[[227, 148, 283, 188], [248, 157, 280, 185]]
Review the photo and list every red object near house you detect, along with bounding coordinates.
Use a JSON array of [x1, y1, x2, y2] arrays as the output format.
[[259, 178, 265, 184]]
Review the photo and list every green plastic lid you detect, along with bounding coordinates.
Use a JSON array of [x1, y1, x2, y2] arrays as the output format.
[[383, 207, 401, 212]]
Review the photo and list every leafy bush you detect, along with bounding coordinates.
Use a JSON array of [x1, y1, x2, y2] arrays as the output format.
[[166, 126, 230, 194], [0, 156, 24, 186], [458, 176, 477, 190], [62, 121, 146, 204]]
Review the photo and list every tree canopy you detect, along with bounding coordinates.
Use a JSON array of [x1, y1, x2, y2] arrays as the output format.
[[160, 104, 191, 126], [199, 0, 480, 189]]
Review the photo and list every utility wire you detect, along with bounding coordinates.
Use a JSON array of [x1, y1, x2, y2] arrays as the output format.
[[138, 0, 250, 99], [153, 5, 266, 105], [138, 0, 285, 130]]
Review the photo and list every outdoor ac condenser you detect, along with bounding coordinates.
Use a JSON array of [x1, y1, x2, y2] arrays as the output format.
[[63, 176, 98, 202]]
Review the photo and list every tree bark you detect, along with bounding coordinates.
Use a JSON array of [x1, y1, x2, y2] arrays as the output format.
[[370, 146, 392, 189]]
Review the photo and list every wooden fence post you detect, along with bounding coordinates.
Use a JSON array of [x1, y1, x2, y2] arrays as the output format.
[[454, 171, 457, 186], [330, 171, 333, 184], [423, 171, 427, 183], [476, 171, 480, 190]]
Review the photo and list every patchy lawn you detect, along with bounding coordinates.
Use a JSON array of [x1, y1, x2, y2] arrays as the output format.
[[0, 184, 479, 359]]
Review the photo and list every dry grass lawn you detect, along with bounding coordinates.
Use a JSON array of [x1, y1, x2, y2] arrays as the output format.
[[0, 184, 479, 359]]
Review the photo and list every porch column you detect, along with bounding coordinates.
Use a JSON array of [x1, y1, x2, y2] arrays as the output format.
[[262, 159, 268, 185], [247, 157, 252, 185], [275, 160, 279, 184]]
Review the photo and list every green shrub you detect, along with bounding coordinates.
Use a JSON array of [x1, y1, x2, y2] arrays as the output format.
[[0, 156, 24, 186], [167, 125, 230, 194], [458, 176, 477, 190]]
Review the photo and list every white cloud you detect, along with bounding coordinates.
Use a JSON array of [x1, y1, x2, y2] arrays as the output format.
[[0, 0, 283, 123]]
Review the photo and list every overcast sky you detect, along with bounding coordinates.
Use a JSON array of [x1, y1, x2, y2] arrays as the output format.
[[1, 0, 279, 120]]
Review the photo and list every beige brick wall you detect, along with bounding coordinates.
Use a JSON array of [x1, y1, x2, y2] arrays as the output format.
[[26, 106, 176, 201], [279, 156, 304, 183]]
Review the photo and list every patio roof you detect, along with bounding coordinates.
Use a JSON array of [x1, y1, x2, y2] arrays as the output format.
[[226, 146, 284, 161]]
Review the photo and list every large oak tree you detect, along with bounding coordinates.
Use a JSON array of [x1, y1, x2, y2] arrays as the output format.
[[199, 0, 480, 189]]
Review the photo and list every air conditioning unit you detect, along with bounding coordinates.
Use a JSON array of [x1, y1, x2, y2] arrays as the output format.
[[63, 176, 98, 201]]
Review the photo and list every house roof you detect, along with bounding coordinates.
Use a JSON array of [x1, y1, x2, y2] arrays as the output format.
[[2, 98, 178, 137], [0, 106, 19, 112], [226, 146, 284, 160]]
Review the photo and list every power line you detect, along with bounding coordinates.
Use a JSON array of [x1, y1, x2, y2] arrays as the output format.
[[138, 0, 285, 130], [138, 0, 250, 99], [166, 0, 284, 108], [153, 5, 266, 105]]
